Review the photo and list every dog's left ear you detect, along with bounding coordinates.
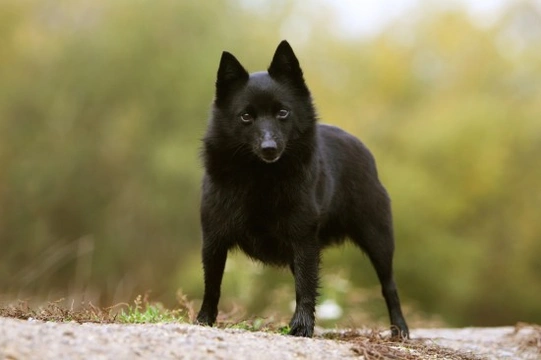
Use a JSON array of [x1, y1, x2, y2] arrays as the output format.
[[268, 40, 309, 95]]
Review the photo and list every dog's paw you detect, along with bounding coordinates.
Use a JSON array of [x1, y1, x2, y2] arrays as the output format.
[[288, 315, 314, 338], [195, 311, 216, 326], [288, 324, 313, 337], [390, 322, 409, 340]]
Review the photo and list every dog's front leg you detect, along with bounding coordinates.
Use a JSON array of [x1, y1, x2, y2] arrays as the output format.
[[196, 241, 228, 326], [289, 237, 320, 338]]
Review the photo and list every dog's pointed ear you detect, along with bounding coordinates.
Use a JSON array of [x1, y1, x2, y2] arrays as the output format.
[[215, 51, 249, 103], [268, 40, 309, 95]]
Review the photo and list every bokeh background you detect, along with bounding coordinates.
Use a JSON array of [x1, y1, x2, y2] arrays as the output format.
[[1, 0, 540, 328]]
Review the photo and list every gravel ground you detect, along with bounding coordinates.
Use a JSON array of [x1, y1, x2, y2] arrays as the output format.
[[0, 317, 354, 360], [412, 326, 539, 359], [0, 317, 539, 359]]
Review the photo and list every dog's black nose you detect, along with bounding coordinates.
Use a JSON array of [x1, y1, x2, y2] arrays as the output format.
[[261, 139, 277, 156], [260, 139, 280, 162], [261, 139, 277, 150]]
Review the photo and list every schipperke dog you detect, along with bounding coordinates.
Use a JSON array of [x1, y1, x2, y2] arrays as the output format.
[[196, 40, 409, 338]]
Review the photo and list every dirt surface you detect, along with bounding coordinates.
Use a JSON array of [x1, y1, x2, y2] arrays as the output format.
[[0, 317, 539, 359], [410, 326, 539, 359]]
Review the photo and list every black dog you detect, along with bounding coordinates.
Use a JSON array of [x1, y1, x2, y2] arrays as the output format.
[[196, 40, 409, 338]]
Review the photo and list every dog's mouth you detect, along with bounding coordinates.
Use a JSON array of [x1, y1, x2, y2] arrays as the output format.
[[260, 154, 281, 163]]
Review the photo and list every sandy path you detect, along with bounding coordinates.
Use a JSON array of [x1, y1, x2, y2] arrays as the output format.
[[0, 317, 539, 359]]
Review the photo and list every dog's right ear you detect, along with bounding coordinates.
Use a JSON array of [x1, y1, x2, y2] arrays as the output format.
[[215, 51, 249, 103]]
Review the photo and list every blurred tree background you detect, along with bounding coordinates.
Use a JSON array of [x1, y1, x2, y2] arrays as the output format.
[[1, 0, 540, 328]]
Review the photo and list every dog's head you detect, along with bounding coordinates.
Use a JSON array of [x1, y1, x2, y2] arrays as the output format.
[[210, 41, 315, 164]]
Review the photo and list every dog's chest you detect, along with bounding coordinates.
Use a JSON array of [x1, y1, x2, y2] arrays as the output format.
[[236, 219, 293, 266], [232, 188, 296, 265]]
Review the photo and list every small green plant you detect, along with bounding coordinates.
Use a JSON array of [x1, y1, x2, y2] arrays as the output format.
[[226, 319, 264, 332], [278, 325, 290, 335], [118, 295, 183, 324]]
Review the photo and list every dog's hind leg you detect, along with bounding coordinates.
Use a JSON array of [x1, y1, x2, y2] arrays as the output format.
[[350, 220, 409, 339]]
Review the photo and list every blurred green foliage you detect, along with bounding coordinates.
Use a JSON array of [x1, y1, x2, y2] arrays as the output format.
[[1, 0, 540, 327]]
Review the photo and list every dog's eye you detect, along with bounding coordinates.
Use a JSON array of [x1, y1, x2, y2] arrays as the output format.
[[240, 113, 254, 123], [277, 109, 289, 119]]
